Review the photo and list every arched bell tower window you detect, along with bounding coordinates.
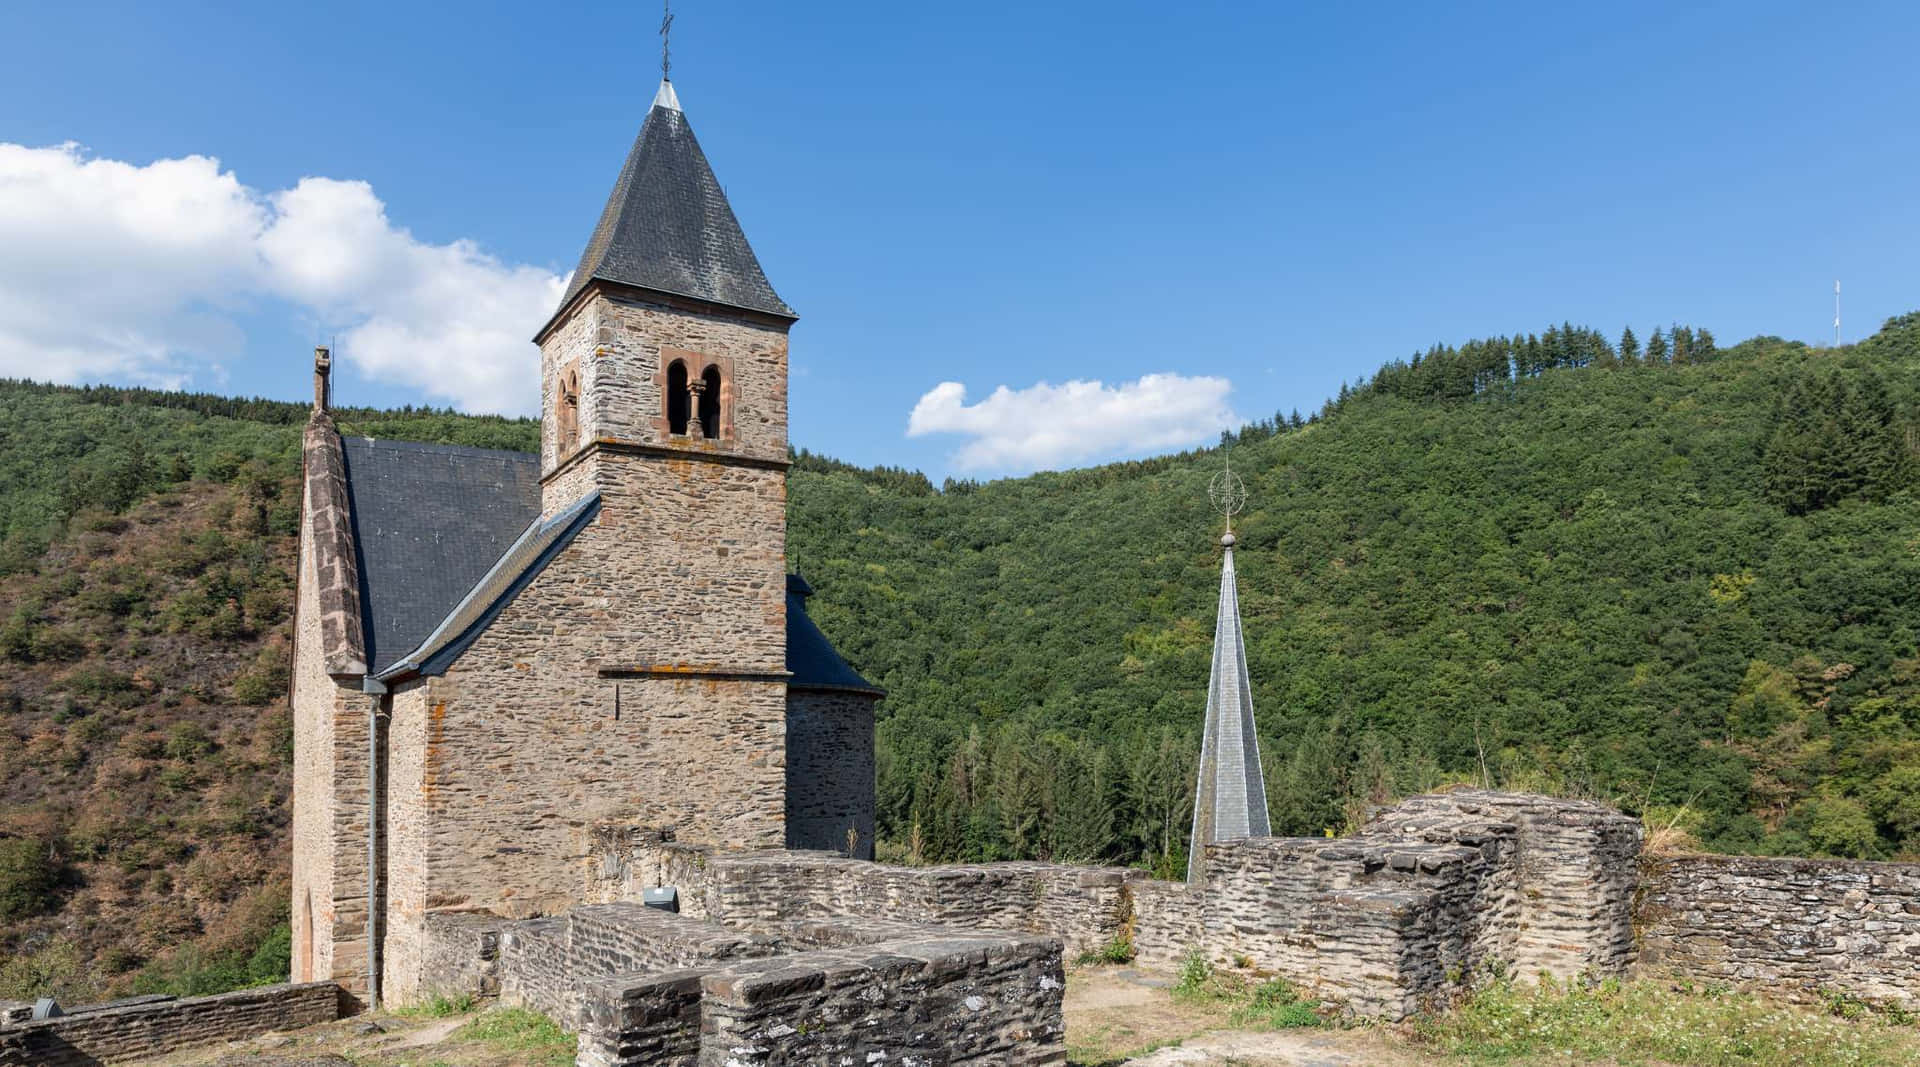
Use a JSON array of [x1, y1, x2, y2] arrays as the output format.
[[698, 366, 722, 439], [556, 363, 581, 452], [666, 359, 690, 435]]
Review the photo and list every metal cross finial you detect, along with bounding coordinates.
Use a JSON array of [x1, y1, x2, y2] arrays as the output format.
[[660, 0, 674, 82], [1207, 448, 1249, 538]]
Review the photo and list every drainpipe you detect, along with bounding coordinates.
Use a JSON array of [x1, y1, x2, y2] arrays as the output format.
[[362, 677, 387, 1008]]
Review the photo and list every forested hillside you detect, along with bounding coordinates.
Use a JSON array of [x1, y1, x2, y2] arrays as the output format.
[[1, 314, 1916, 1001]]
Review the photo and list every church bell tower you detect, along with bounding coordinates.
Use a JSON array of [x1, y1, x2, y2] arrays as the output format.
[[531, 77, 795, 835]]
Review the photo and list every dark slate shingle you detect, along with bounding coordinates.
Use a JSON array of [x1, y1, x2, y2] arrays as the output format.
[[787, 574, 882, 695], [555, 84, 794, 321], [339, 438, 541, 674]]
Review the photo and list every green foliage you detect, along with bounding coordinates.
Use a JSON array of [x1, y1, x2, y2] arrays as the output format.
[[0, 836, 61, 922], [792, 314, 1920, 865], [400, 991, 480, 1018], [1417, 976, 1920, 1065], [1174, 949, 1212, 996], [1230, 978, 1323, 1029], [1076, 936, 1136, 966], [129, 921, 291, 997], [453, 1008, 574, 1065]]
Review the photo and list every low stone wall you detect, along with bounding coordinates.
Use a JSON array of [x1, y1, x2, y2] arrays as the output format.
[[1638, 853, 1920, 1009], [421, 911, 508, 1000], [639, 845, 1135, 958], [618, 790, 1643, 1020], [0, 982, 341, 1066], [575, 926, 1064, 1067], [494, 905, 785, 1026], [499, 917, 572, 1022]]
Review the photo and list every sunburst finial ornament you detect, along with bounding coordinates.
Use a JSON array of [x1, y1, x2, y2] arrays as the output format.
[[1207, 451, 1248, 543]]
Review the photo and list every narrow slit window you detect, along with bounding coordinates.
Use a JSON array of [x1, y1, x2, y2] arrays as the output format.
[[699, 365, 722, 439], [666, 360, 690, 435]]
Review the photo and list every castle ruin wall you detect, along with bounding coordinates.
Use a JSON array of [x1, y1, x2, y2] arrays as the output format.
[[1637, 852, 1920, 1010]]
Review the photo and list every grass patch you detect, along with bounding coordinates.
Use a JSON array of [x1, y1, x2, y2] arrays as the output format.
[[1074, 936, 1136, 966], [1171, 949, 1329, 1030], [393, 991, 477, 1018], [1415, 976, 1920, 1066], [452, 1007, 573, 1066]]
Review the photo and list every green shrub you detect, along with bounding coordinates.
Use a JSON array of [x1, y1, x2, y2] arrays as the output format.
[[1076, 936, 1136, 966], [1174, 948, 1212, 996], [0, 837, 62, 922], [164, 722, 215, 760]]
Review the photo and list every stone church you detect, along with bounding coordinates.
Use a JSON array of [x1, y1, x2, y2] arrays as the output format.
[[290, 78, 881, 1003]]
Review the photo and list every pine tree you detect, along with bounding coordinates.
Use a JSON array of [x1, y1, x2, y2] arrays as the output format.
[[1619, 326, 1640, 364], [1646, 327, 1670, 364], [1695, 327, 1717, 361], [1671, 326, 1695, 365]]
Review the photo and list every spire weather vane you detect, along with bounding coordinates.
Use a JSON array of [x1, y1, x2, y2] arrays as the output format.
[[660, 0, 674, 82], [1207, 451, 1249, 539]]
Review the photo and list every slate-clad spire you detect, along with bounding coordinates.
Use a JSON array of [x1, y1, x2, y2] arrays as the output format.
[[1188, 529, 1271, 883], [546, 79, 794, 330]]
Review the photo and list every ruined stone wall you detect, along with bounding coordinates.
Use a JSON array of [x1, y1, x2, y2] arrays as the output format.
[[626, 845, 1133, 958], [784, 690, 876, 857], [0, 983, 341, 1066], [572, 923, 1063, 1067], [1638, 853, 1920, 1010], [1374, 791, 1641, 977], [500, 917, 571, 1022], [617, 791, 1639, 1020]]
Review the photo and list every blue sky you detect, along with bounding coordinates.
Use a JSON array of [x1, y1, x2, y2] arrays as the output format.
[[2, 1, 1917, 479]]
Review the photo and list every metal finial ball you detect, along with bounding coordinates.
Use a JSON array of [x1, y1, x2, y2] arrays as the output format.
[[1207, 470, 1248, 518]]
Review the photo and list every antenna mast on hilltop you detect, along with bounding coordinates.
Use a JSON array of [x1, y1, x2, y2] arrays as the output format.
[[1834, 279, 1842, 346]]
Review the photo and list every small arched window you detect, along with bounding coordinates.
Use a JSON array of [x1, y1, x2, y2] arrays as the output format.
[[666, 360, 690, 435], [699, 365, 722, 439], [556, 364, 581, 451]]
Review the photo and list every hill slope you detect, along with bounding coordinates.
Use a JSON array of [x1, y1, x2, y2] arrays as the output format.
[[2, 315, 1918, 1000]]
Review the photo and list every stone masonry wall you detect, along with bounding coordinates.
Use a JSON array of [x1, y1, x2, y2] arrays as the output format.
[[492, 906, 784, 1027], [1638, 853, 1920, 1009], [0, 983, 341, 1067], [380, 445, 789, 1001], [627, 845, 1134, 959], [540, 290, 790, 478], [573, 923, 1063, 1067], [784, 689, 876, 857], [290, 526, 379, 997], [622, 791, 1640, 1020]]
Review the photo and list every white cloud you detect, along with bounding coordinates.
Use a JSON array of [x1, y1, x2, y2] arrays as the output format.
[[0, 142, 565, 412], [907, 373, 1240, 474]]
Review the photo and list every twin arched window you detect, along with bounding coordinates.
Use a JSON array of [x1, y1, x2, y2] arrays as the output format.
[[666, 358, 722, 439]]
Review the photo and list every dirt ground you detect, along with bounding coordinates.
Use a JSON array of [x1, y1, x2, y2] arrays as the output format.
[[132, 968, 1434, 1067], [1064, 966, 1434, 1066]]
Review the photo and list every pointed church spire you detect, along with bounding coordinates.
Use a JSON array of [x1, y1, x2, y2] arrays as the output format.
[[1189, 460, 1269, 883], [538, 66, 793, 340]]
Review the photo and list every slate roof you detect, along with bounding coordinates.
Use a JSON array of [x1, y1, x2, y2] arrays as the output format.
[[334, 437, 874, 693], [1188, 537, 1270, 883], [375, 491, 600, 681], [551, 80, 794, 325], [786, 575, 883, 695], [338, 438, 541, 674]]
